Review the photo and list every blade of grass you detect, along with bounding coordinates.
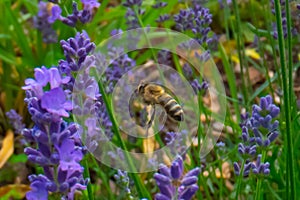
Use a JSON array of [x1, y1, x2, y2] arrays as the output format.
[[97, 79, 151, 199], [4, 2, 35, 66], [83, 156, 94, 200], [231, 0, 249, 103], [273, 0, 295, 199], [219, 44, 240, 122]]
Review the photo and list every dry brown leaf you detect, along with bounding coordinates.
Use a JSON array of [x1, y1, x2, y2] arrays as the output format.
[[0, 130, 14, 169], [248, 67, 264, 85], [0, 184, 30, 198], [225, 180, 234, 191]]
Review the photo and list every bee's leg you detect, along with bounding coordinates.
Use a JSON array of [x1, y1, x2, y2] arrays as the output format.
[[146, 105, 156, 138], [145, 105, 155, 153]]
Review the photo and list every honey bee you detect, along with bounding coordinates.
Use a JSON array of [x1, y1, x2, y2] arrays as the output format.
[[134, 82, 184, 128]]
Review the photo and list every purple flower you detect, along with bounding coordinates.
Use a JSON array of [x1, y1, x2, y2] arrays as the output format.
[[165, 130, 189, 156], [60, 31, 96, 72], [100, 33, 136, 93], [81, 0, 101, 10], [56, 138, 83, 171], [57, 1, 100, 26], [218, 0, 232, 9], [41, 87, 72, 117], [22, 32, 95, 199], [154, 155, 200, 200], [22, 67, 50, 98], [123, 0, 142, 7], [23, 119, 87, 198], [190, 79, 209, 94], [34, 2, 59, 43], [123, 0, 144, 29], [249, 95, 280, 147], [234, 95, 280, 177], [251, 154, 270, 175], [114, 170, 134, 199], [6, 109, 25, 134], [48, 5, 62, 23], [26, 178, 48, 200], [173, 4, 213, 48], [270, 0, 298, 39], [157, 50, 174, 67], [59, 31, 114, 141], [152, 2, 167, 9], [22, 67, 70, 99], [233, 160, 252, 177], [156, 14, 170, 23]]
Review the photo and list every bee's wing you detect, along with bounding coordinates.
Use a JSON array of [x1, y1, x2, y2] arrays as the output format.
[[128, 88, 139, 118]]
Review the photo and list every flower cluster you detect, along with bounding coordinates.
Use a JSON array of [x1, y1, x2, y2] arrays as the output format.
[[114, 170, 134, 199], [21, 30, 117, 199], [123, 0, 144, 29], [173, 4, 213, 47], [6, 109, 25, 134], [33, 2, 60, 43], [154, 155, 200, 200], [182, 63, 209, 94], [34, 1, 100, 43], [233, 95, 280, 176], [58, 0, 100, 27], [22, 66, 88, 199], [100, 30, 136, 93], [59, 31, 114, 144], [165, 130, 189, 156], [270, 0, 298, 39]]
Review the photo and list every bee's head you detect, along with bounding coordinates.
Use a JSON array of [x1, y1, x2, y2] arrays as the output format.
[[137, 81, 147, 94]]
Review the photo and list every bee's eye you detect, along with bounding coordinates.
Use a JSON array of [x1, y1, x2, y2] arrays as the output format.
[[138, 85, 144, 93]]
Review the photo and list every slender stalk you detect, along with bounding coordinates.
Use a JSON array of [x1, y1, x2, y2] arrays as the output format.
[[285, 2, 294, 198], [91, 156, 114, 198], [83, 157, 94, 200], [235, 159, 245, 200], [285, 0, 294, 115], [219, 44, 240, 122], [231, 0, 249, 103], [97, 81, 151, 199], [254, 151, 266, 200], [273, 0, 295, 199], [133, 8, 168, 86]]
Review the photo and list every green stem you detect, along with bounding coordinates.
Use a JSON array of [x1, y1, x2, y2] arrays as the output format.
[[91, 156, 114, 198], [273, 0, 295, 199], [83, 157, 94, 200], [97, 80, 151, 199], [133, 8, 167, 83], [231, 0, 249, 103], [235, 159, 245, 200], [285, 0, 293, 108], [254, 152, 266, 200]]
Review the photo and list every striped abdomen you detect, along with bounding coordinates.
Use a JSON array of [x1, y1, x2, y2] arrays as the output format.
[[157, 93, 184, 122]]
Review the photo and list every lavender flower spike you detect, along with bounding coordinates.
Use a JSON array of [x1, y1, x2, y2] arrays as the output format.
[[6, 109, 25, 134], [22, 31, 96, 199], [154, 155, 200, 200]]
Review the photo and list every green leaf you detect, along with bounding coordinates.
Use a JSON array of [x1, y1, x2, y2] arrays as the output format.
[[8, 154, 27, 164]]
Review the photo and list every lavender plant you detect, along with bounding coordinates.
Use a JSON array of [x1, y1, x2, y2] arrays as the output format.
[[234, 95, 280, 197], [270, 0, 297, 39], [234, 95, 279, 175], [20, 30, 114, 199], [6, 109, 25, 134], [114, 170, 134, 199], [154, 155, 200, 200], [34, 1, 100, 43], [173, 3, 214, 48], [22, 66, 88, 199]]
